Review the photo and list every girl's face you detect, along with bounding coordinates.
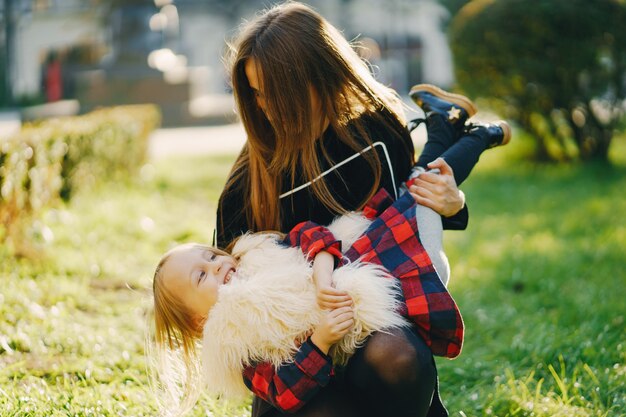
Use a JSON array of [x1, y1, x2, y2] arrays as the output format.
[[161, 245, 237, 320]]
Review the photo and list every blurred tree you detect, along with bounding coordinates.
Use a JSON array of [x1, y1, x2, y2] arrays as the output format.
[[438, 0, 471, 16], [0, 39, 7, 107], [203, 0, 258, 23], [450, 0, 626, 162], [1, 0, 15, 107]]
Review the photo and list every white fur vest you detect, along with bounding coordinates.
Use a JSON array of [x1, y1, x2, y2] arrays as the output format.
[[201, 213, 407, 398]]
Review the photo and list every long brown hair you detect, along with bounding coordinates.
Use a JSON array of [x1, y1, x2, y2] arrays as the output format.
[[222, 1, 411, 234]]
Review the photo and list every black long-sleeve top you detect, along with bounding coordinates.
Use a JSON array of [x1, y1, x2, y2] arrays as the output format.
[[216, 111, 467, 248]]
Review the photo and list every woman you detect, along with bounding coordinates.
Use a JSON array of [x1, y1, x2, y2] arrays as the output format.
[[215, 3, 471, 417]]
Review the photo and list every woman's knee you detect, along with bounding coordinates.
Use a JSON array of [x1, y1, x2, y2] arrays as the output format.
[[351, 328, 436, 387]]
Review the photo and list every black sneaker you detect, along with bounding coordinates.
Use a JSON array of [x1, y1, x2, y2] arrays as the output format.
[[465, 120, 512, 148], [409, 84, 478, 131]]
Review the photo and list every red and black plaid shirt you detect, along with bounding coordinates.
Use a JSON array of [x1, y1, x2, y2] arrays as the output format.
[[242, 189, 464, 412]]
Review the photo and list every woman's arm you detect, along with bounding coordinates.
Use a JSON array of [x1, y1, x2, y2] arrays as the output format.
[[242, 339, 333, 413]]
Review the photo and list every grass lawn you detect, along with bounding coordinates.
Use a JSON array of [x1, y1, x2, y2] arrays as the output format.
[[1, 132, 625, 416]]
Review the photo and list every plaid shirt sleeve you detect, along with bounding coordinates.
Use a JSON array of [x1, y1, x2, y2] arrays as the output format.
[[242, 339, 333, 413], [286, 221, 343, 263]]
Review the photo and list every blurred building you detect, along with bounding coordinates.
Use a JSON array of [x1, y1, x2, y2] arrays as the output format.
[[1, 0, 453, 125], [1, 0, 103, 102], [173, 0, 454, 95]]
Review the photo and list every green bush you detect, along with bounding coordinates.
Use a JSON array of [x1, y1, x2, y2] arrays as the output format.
[[450, 0, 626, 162], [0, 105, 160, 246]]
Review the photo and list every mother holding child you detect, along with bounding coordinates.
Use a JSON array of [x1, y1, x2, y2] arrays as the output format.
[[152, 2, 511, 417]]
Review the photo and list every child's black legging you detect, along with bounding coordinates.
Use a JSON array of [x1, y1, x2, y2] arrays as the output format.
[[416, 113, 491, 186], [257, 326, 447, 417]]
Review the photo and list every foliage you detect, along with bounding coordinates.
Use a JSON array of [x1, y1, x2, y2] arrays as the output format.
[[1, 136, 625, 415], [438, 0, 472, 16], [0, 153, 244, 416], [450, 0, 626, 162], [0, 105, 160, 251]]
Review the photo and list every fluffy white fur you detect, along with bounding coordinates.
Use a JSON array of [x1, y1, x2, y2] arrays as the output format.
[[201, 215, 407, 399], [326, 212, 372, 250]]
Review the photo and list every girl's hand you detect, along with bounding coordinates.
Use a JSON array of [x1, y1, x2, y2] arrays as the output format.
[[313, 251, 351, 309], [408, 158, 465, 217], [316, 286, 353, 310], [310, 306, 355, 354]]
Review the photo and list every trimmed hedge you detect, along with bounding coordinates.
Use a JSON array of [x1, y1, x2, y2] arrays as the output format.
[[0, 105, 161, 244]]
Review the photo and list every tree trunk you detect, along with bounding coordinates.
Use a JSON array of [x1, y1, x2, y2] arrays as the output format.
[[521, 116, 551, 162], [582, 125, 612, 162], [548, 110, 572, 161], [583, 103, 613, 162]]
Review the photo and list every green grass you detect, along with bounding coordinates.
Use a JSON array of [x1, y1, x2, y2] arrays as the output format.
[[1, 133, 625, 416], [438, 133, 626, 417]]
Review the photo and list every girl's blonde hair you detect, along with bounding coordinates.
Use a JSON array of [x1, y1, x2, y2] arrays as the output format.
[[152, 243, 230, 415], [220, 1, 413, 236]]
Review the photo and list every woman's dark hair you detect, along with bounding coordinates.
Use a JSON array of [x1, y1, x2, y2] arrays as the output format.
[[222, 1, 412, 232]]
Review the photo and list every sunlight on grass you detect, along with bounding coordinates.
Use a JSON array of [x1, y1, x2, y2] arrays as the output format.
[[0, 153, 247, 416], [483, 364, 611, 417], [437, 129, 626, 417]]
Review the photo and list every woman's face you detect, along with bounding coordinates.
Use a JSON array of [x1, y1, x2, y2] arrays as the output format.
[[244, 58, 269, 115], [161, 245, 237, 320], [244, 58, 324, 128]]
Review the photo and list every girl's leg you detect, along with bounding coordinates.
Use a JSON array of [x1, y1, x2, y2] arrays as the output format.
[[415, 203, 449, 286], [410, 84, 477, 170], [344, 326, 440, 417], [410, 84, 510, 187], [415, 113, 458, 170], [438, 121, 511, 186], [411, 121, 510, 286], [437, 130, 486, 186], [404, 120, 452, 286]]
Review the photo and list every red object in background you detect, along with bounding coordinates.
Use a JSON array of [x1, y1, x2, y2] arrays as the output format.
[[45, 60, 62, 102]]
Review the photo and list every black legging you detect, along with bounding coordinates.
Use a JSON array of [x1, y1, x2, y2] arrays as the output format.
[[416, 113, 491, 187], [257, 326, 444, 417]]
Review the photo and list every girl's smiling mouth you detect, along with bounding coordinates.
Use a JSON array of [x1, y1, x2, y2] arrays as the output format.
[[224, 268, 236, 284]]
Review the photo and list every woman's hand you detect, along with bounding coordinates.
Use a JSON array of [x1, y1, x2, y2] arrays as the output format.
[[408, 158, 465, 217], [310, 306, 355, 354]]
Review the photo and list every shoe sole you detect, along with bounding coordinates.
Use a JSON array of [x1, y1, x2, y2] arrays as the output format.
[[409, 84, 478, 118], [495, 120, 512, 146]]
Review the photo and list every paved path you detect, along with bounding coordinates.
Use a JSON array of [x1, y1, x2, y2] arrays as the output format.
[[4, 105, 427, 160], [4, 112, 427, 160], [1, 112, 248, 158], [0, 112, 21, 139], [148, 123, 247, 159], [147, 121, 427, 160]]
